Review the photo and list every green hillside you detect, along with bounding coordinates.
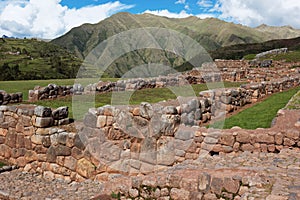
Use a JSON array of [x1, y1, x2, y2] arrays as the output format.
[[211, 36, 300, 60], [51, 12, 300, 78], [0, 38, 82, 81]]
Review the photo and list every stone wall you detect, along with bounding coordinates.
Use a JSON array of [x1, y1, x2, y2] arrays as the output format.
[[0, 74, 299, 182], [28, 83, 84, 102], [0, 105, 299, 184], [0, 90, 22, 105]]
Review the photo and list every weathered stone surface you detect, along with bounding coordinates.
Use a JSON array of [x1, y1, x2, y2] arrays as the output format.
[[54, 145, 71, 156], [64, 156, 77, 171], [76, 158, 96, 178], [140, 102, 153, 119], [175, 128, 194, 141], [210, 177, 224, 195], [223, 178, 240, 194], [52, 106, 68, 120], [275, 133, 284, 145], [170, 188, 190, 200], [255, 133, 274, 144], [198, 172, 210, 192], [34, 106, 52, 117], [96, 115, 106, 128], [34, 117, 53, 128], [236, 131, 251, 143], [83, 111, 97, 128]]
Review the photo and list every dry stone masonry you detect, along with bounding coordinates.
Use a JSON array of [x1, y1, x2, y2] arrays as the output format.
[[28, 83, 84, 101], [0, 90, 22, 105]]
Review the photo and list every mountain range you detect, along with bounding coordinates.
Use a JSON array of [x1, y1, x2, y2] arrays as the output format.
[[51, 12, 300, 77]]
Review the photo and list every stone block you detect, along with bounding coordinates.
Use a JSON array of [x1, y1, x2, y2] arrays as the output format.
[[83, 112, 97, 128], [223, 178, 240, 194], [211, 177, 224, 195], [6, 131, 17, 148], [52, 106, 68, 120], [140, 102, 153, 119], [219, 133, 235, 146], [96, 115, 107, 128], [76, 158, 96, 178], [34, 117, 53, 128], [198, 172, 211, 192], [64, 156, 77, 171], [170, 188, 190, 200], [255, 133, 274, 144], [283, 138, 296, 146], [236, 131, 251, 143], [31, 135, 43, 145], [34, 106, 52, 117], [275, 133, 284, 145]]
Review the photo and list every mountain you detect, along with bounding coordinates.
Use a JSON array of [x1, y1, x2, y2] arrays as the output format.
[[51, 12, 300, 77], [0, 38, 82, 81]]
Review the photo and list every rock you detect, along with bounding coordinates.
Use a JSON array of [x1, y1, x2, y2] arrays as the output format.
[[198, 172, 210, 192], [170, 188, 190, 200], [52, 106, 68, 120], [34, 117, 53, 128], [210, 177, 224, 195], [163, 106, 178, 115], [76, 158, 96, 178], [83, 112, 97, 128], [223, 178, 240, 194], [140, 102, 153, 119], [34, 106, 52, 117], [96, 115, 107, 128]]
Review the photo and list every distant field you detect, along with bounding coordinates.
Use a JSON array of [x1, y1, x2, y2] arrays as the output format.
[[211, 86, 300, 129]]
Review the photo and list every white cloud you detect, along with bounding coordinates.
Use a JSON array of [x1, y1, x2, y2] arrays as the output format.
[[0, 0, 133, 39], [196, 13, 215, 19], [144, 10, 193, 18], [175, 0, 186, 4], [197, 0, 214, 8], [216, 0, 300, 28]]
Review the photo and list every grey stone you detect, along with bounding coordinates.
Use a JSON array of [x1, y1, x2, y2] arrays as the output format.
[[34, 106, 52, 117], [35, 117, 53, 128], [175, 128, 194, 141], [83, 112, 97, 128], [140, 102, 153, 119], [52, 106, 68, 120], [163, 106, 178, 115]]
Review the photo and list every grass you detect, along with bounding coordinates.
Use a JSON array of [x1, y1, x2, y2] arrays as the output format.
[[211, 86, 300, 129], [0, 162, 5, 168], [11, 81, 243, 120], [286, 90, 300, 110]]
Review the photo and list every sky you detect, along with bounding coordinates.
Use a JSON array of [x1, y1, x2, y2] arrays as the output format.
[[0, 0, 300, 39]]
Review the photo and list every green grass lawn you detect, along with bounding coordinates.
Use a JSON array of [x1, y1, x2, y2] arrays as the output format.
[[211, 86, 300, 130]]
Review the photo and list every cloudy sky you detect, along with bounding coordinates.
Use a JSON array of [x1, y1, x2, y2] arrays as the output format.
[[0, 0, 299, 39]]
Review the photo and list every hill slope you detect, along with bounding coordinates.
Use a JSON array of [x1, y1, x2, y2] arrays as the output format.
[[0, 38, 82, 80], [51, 12, 300, 77], [211, 37, 300, 60]]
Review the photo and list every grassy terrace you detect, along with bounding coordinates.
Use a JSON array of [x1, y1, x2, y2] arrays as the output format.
[[212, 86, 300, 129]]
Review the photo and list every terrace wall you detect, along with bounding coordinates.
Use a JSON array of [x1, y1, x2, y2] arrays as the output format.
[[0, 75, 299, 182]]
